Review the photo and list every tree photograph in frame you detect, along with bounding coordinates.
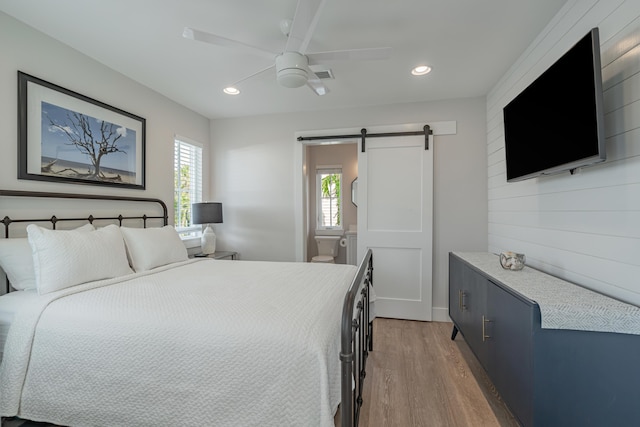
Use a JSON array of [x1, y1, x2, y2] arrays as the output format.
[[18, 71, 145, 189]]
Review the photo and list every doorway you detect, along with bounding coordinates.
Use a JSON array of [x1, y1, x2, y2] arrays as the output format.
[[305, 142, 358, 264]]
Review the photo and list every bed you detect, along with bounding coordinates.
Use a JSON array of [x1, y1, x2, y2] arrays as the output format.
[[0, 190, 373, 427]]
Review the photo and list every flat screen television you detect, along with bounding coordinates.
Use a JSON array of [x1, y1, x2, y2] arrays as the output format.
[[503, 27, 606, 182]]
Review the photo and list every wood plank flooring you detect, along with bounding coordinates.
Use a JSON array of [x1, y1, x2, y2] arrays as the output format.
[[352, 318, 519, 427]]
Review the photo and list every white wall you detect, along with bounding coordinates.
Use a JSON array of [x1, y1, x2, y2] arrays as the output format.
[[0, 12, 210, 217], [487, 0, 640, 305], [210, 97, 488, 320]]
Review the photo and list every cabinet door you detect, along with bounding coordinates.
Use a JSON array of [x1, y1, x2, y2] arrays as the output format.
[[486, 282, 534, 427], [460, 265, 488, 367], [448, 255, 465, 327], [449, 256, 487, 367]]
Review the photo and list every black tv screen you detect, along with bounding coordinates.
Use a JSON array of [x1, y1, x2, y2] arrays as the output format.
[[503, 28, 606, 182]]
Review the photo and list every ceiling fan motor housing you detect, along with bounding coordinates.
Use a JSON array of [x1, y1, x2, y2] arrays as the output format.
[[276, 52, 309, 88]]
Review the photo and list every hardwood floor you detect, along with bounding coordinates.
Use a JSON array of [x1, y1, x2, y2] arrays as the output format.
[[354, 318, 519, 427]]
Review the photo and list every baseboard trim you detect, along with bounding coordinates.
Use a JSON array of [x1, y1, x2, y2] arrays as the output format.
[[432, 306, 451, 322]]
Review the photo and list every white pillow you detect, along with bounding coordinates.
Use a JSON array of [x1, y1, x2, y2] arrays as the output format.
[[0, 223, 95, 291], [0, 238, 35, 291], [120, 226, 188, 272], [27, 224, 132, 294]]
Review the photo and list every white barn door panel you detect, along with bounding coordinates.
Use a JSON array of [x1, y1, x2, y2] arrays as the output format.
[[358, 133, 433, 321]]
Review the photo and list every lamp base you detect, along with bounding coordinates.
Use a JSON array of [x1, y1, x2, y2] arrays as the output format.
[[201, 225, 216, 254]]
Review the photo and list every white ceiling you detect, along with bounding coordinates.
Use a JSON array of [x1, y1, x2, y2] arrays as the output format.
[[0, 0, 566, 119]]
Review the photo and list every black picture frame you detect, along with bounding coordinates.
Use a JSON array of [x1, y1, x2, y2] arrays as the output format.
[[17, 71, 146, 190]]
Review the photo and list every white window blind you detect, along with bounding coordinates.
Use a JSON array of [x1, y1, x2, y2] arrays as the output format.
[[174, 137, 203, 233], [316, 166, 342, 230]]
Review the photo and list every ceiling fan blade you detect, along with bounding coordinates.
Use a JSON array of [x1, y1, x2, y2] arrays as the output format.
[[285, 0, 328, 54], [183, 27, 276, 61], [306, 76, 329, 96], [304, 64, 328, 96], [307, 47, 392, 65], [227, 64, 275, 88]]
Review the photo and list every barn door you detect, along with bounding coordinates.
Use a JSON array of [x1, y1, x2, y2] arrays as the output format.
[[357, 132, 433, 321]]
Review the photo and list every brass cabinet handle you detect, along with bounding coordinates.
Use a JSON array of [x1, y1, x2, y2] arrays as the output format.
[[459, 290, 466, 311], [482, 315, 491, 342]]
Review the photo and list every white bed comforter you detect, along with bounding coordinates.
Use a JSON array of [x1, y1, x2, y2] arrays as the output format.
[[0, 258, 358, 427]]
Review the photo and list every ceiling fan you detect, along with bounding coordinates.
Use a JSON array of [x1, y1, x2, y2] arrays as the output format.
[[182, 0, 390, 96]]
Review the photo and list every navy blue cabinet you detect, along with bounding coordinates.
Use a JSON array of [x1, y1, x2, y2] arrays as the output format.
[[449, 252, 640, 427], [449, 255, 534, 425]]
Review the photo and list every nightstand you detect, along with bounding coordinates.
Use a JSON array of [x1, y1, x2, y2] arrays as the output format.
[[194, 251, 237, 260]]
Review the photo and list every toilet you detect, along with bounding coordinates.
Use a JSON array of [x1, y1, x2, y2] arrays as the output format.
[[311, 235, 341, 263]]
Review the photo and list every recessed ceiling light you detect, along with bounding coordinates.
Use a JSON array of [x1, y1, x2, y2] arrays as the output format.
[[223, 87, 240, 95], [411, 65, 431, 76]]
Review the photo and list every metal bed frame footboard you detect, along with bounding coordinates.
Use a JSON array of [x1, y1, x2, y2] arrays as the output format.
[[341, 248, 373, 427], [0, 189, 168, 294]]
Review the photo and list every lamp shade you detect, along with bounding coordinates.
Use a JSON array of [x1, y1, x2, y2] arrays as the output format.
[[192, 202, 223, 225]]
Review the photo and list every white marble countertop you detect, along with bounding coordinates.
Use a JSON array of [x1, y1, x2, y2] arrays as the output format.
[[453, 252, 640, 335]]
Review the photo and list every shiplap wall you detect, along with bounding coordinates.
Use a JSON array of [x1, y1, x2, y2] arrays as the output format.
[[486, 0, 640, 305]]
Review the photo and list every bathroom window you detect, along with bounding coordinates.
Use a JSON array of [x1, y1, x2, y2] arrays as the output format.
[[174, 136, 203, 237], [316, 166, 342, 230]]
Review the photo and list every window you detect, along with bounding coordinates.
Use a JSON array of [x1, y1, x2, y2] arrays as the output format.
[[316, 166, 342, 230], [174, 136, 203, 236]]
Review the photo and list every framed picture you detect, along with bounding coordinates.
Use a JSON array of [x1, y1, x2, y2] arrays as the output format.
[[18, 71, 145, 189]]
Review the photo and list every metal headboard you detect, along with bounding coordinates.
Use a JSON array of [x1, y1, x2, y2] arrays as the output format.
[[1, 189, 168, 293]]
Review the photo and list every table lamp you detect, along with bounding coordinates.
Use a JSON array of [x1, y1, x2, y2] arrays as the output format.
[[192, 202, 223, 254]]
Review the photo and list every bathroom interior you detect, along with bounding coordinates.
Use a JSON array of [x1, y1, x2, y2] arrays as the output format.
[[305, 142, 358, 264]]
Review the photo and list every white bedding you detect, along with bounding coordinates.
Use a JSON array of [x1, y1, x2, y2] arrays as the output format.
[[0, 258, 358, 427], [0, 290, 39, 362]]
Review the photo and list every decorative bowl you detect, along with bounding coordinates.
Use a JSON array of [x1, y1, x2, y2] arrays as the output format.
[[500, 251, 526, 271]]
